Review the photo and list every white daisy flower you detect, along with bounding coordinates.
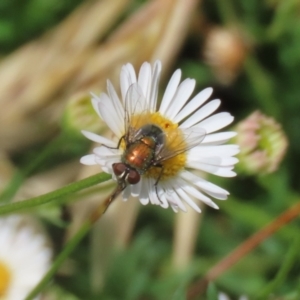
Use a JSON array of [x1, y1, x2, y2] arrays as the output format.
[[0, 215, 52, 299], [80, 60, 239, 212]]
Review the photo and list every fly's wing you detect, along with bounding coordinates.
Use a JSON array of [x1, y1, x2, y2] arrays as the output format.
[[155, 127, 206, 162], [124, 83, 150, 143]]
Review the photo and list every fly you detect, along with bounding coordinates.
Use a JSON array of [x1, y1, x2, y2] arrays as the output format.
[[105, 83, 206, 205]]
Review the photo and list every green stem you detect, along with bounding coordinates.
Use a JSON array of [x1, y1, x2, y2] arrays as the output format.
[[255, 234, 300, 299], [25, 220, 92, 300], [0, 172, 111, 216], [24, 184, 122, 299]]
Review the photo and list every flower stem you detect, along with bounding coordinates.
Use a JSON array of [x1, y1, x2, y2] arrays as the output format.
[[0, 172, 111, 216], [25, 220, 92, 300], [24, 184, 123, 300]]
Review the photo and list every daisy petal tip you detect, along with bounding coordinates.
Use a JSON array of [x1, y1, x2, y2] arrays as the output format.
[[154, 60, 162, 69], [203, 87, 213, 96], [90, 92, 99, 100], [80, 155, 96, 165], [193, 205, 202, 213], [81, 129, 89, 136], [139, 198, 149, 206]]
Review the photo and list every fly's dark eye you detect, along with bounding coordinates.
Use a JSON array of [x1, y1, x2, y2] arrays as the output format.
[[127, 170, 140, 185], [112, 163, 126, 177]]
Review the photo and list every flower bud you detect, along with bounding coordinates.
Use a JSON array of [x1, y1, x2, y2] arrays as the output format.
[[62, 92, 105, 136], [203, 26, 249, 85], [233, 111, 288, 175]]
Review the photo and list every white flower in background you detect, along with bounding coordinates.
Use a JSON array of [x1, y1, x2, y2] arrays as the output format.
[[81, 60, 239, 212], [0, 215, 52, 299]]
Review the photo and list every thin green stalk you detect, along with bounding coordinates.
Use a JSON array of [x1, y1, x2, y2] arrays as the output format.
[[25, 220, 92, 300], [0, 172, 111, 215], [256, 234, 300, 299]]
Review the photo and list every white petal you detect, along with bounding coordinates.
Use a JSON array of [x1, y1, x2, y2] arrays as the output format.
[[188, 145, 240, 158], [131, 181, 142, 197], [91, 94, 102, 119], [93, 146, 120, 157], [187, 162, 237, 177], [157, 185, 169, 209], [159, 69, 181, 114], [182, 184, 219, 209], [81, 130, 117, 147], [202, 132, 237, 145], [95, 93, 124, 137], [181, 170, 229, 199], [122, 186, 131, 201], [125, 82, 149, 116], [175, 187, 201, 212], [138, 62, 151, 101], [163, 181, 187, 212], [80, 154, 97, 165], [120, 63, 137, 102], [139, 178, 149, 205], [122, 185, 131, 201], [188, 156, 238, 167], [195, 112, 234, 133], [164, 78, 196, 120], [173, 87, 213, 123], [170, 205, 179, 213], [148, 181, 160, 205], [180, 99, 221, 128], [149, 60, 161, 112], [126, 63, 137, 83], [93, 147, 121, 167], [107, 80, 125, 126]]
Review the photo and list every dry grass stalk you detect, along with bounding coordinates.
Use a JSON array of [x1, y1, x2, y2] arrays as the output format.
[[0, 0, 130, 152], [172, 206, 204, 269]]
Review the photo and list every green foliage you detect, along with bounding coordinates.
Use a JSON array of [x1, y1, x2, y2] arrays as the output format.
[[0, 0, 84, 53]]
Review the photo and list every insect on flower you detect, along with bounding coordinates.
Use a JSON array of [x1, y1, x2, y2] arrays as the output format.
[[110, 83, 206, 202], [81, 60, 239, 212]]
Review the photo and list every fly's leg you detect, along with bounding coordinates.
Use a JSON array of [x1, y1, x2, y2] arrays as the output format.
[[102, 135, 125, 149], [153, 164, 164, 205]]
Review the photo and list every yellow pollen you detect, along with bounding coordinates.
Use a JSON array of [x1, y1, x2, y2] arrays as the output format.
[[0, 260, 11, 296], [131, 112, 187, 181]]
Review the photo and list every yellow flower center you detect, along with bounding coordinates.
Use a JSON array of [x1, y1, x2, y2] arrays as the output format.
[[127, 112, 187, 181], [0, 260, 11, 297]]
